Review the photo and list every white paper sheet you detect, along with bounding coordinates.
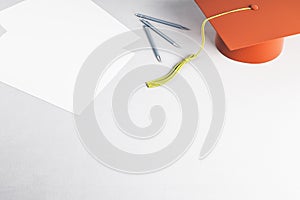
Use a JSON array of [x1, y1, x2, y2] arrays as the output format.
[[0, 0, 130, 113]]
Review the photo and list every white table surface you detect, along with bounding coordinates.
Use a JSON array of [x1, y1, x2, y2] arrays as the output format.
[[1, 0, 300, 199]]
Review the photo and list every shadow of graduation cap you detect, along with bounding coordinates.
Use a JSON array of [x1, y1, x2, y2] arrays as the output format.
[[195, 0, 300, 63]]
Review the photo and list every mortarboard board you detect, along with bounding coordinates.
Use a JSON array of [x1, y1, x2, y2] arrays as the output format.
[[194, 0, 300, 63]]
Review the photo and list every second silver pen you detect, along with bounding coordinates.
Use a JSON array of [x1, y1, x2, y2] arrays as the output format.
[[140, 19, 180, 48], [143, 25, 161, 62]]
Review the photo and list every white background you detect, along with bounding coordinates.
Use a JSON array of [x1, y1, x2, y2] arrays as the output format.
[[0, 0, 300, 199]]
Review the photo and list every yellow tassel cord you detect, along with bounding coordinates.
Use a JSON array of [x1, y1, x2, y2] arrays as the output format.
[[146, 6, 252, 88]]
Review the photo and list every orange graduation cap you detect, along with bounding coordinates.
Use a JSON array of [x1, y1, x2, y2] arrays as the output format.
[[194, 0, 300, 63], [146, 0, 300, 88]]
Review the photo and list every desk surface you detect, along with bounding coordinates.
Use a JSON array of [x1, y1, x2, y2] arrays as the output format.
[[1, 0, 300, 199]]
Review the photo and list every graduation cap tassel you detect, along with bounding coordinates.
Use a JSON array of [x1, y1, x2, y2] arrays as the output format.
[[146, 6, 254, 88]]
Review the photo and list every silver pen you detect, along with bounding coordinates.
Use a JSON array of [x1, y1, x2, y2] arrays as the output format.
[[140, 19, 180, 48], [143, 25, 161, 62], [136, 13, 190, 30]]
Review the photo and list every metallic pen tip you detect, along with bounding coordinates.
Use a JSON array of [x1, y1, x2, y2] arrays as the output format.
[[173, 43, 180, 48], [135, 13, 140, 17], [139, 19, 145, 24], [182, 27, 190, 30], [156, 55, 162, 62], [140, 19, 150, 26]]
